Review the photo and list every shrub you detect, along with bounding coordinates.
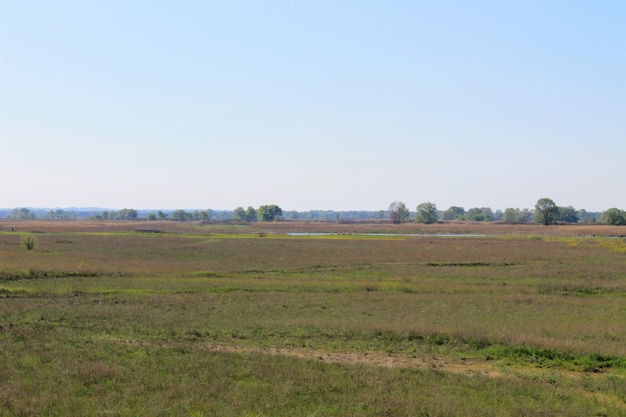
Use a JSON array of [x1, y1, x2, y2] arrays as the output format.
[[21, 234, 38, 251]]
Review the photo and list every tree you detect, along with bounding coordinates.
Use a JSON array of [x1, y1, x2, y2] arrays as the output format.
[[558, 206, 579, 223], [601, 208, 626, 225], [466, 207, 493, 222], [46, 209, 68, 219], [147, 213, 157, 221], [116, 208, 138, 220], [534, 198, 559, 226], [502, 208, 520, 224], [578, 209, 600, 223], [258, 205, 282, 222], [171, 209, 192, 222], [157, 210, 168, 219], [502, 208, 532, 223], [233, 207, 247, 222], [7, 208, 35, 219], [388, 201, 409, 224], [442, 206, 465, 221], [245, 206, 258, 222], [415, 202, 438, 224], [191, 210, 212, 221]]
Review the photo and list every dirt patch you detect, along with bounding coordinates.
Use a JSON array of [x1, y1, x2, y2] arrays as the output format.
[[107, 337, 574, 380], [105, 337, 626, 410]]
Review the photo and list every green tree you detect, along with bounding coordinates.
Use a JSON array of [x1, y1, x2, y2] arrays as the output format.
[[157, 210, 168, 219], [578, 209, 600, 223], [193, 210, 211, 221], [416, 202, 438, 224], [258, 205, 282, 222], [466, 207, 494, 222], [7, 208, 35, 219], [116, 209, 138, 220], [147, 213, 157, 221], [502, 208, 519, 224], [233, 207, 247, 222], [245, 206, 258, 222], [441, 206, 465, 221], [171, 209, 192, 222], [534, 198, 559, 226], [388, 201, 410, 224], [502, 208, 532, 223], [558, 206, 579, 223], [46, 209, 68, 219], [601, 208, 626, 225]]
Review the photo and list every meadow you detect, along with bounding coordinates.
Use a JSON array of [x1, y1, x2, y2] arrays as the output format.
[[1, 220, 626, 416]]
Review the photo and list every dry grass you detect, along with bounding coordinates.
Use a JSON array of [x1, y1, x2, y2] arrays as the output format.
[[2, 218, 626, 236]]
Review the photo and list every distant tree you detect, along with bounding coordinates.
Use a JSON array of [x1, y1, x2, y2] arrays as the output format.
[[46, 209, 68, 219], [441, 206, 465, 221], [466, 207, 494, 222], [157, 210, 168, 219], [282, 210, 300, 221], [601, 208, 626, 225], [558, 206, 580, 223], [415, 202, 438, 224], [519, 209, 534, 222], [258, 205, 282, 222], [147, 213, 157, 221], [171, 209, 192, 222], [388, 201, 410, 224], [502, 208, 532, 223], [245, 206, 258, 222], [578, 209, 600, 223], [7, 208, 35, 220], [233, 207, 247, 222], [115, 208, 138, 220], [534, 198, 559, 226], [502, 208, 519, 224], [193, 210, 210, 221]]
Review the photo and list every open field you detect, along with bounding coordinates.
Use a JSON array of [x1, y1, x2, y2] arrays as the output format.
[[1, 220, 626, 415]]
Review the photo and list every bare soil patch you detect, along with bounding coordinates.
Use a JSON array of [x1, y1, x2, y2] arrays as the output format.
[[109, 337, 606, 382]]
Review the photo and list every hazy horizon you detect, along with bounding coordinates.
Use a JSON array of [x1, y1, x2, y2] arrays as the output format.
[[2, 2, 625, 212]]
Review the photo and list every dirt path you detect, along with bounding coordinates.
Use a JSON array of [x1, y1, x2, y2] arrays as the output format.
[[110, 337, 590, 380], [203, 343, 510, 378], [104, 337, 626, 410]]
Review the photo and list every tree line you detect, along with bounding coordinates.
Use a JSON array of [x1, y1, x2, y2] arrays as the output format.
[[388, 198, 625, 225], [2, 200, 625, 225]]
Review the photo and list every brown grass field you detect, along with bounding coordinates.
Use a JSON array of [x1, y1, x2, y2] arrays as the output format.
[[1, 219, 626, 416], [2, 218, 625, 236]]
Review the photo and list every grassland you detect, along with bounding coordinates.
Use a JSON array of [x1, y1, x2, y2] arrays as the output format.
[[1, 220, 626, 416]]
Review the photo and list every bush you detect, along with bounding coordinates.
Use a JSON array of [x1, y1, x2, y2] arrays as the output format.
[[21, 234, 38, 251]]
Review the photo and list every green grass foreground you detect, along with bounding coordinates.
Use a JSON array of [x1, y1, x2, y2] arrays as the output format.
[[1, 223, 626, 416]]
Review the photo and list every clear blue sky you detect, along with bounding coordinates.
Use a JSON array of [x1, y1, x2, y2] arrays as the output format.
[[1, 1, 624, 212]]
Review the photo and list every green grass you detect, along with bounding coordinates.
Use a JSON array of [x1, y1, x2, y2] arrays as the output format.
[[1, 229, 626, 415]]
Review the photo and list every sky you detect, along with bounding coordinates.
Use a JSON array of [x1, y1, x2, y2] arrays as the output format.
[[1, 1, 624, 212]]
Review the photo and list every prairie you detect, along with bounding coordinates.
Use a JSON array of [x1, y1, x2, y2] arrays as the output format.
[[1, 220, 626, 416]]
